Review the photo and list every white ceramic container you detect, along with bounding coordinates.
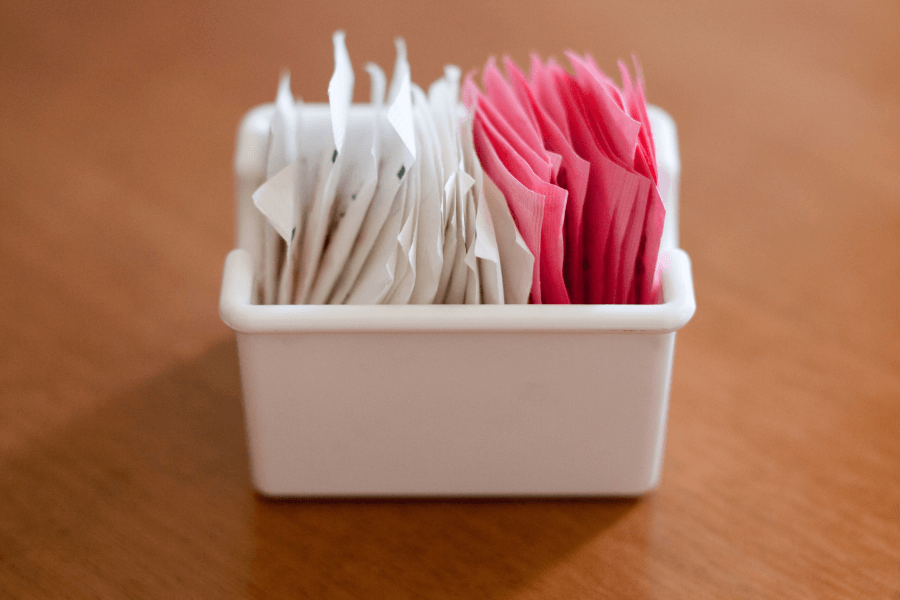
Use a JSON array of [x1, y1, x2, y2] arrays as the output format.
[[220, 103, 695, 497]]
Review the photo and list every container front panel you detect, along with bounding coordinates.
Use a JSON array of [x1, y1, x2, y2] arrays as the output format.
[[236, 330, 676, 496]]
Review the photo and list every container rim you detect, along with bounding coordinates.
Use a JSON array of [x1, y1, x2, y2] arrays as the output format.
[[219, 247, 695, 333]]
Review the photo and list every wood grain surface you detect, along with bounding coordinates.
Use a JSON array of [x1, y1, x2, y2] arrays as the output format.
[[1, 0, 898, 597]]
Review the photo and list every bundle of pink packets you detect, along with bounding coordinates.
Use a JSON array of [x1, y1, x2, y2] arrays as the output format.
[[464, 54, 665, 304]]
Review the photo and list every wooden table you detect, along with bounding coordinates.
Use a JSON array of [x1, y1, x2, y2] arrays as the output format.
[[2, 0, 898, 597]]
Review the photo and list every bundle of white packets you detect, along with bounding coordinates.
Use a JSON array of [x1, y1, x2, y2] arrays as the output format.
[[252, 32, 534, 305]]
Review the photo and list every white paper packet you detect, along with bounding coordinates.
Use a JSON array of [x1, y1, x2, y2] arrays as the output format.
[[305, 65, 389, 304], [339, 39, 417, 304], [382, 38, 421, 304], [460, 116, 534, 304], [405, 84, 445, 304], [255, 73, 298, 243], [440, 169, 472, 304], [293, 31, 355, 303], [467, 130, 505, 304], [428, 66, 467, 303], [433, 170, 459, 302], [344, 161, 410, 304], [428, 66, 463, 209], [275, 97, 318, 304], [253, 72, 299, 303], [462, 164, 481, 304], [384, 145, 420, 304]]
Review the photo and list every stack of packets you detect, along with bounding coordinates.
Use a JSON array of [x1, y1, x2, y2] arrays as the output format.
[[251, 31, 664, 305]]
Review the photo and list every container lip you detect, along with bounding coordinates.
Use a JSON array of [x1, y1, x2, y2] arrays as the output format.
[[219, 248, 695, 334]]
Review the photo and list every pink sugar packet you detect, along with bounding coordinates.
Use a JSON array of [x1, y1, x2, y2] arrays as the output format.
[[476, 110, 570, 304], [566, 51, 642, 170], [529, 55, 570, 140], [465, 75, 571, 304], [617, 57, 665, 303], [505, 59, 591, 303], [466, 83, 545, 303], [565, 54, 665, 304], [474, 82, 554, 187], [540, 63, 621, 303], [482, 59, 562, 182]]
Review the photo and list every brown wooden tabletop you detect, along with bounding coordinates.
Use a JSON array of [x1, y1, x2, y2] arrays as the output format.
[[2, 0, 898, 597]]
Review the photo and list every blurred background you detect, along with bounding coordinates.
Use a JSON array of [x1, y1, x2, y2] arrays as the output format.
[[1, 0, 898, 597]]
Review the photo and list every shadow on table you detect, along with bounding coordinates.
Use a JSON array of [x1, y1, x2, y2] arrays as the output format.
[[0, 339, 640, 599], [249, 494, 637, 599], [0, 339, 257, 597]]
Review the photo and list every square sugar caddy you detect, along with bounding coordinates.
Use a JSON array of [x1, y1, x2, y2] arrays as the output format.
[[220, 103, 695, 497]]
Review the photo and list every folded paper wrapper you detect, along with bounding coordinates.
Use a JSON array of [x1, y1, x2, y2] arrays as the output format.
[[220, 103, 695, 497]]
